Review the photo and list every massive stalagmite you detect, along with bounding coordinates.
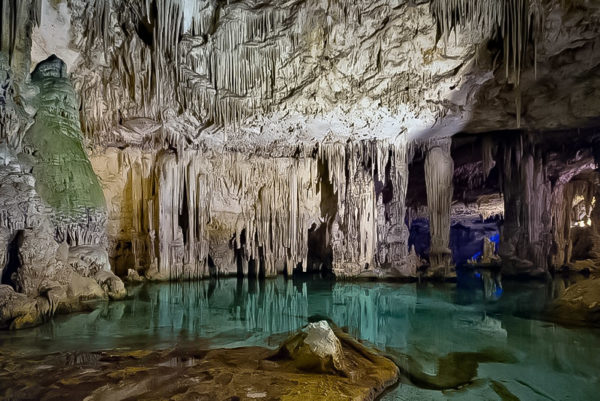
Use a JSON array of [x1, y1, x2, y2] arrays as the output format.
[[424, 141, 454, 276], [0, 54, 125, 329]]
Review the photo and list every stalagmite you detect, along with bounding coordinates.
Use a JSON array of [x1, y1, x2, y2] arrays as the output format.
[[424, 139, 454, 276], [22, 55, 107, 246]]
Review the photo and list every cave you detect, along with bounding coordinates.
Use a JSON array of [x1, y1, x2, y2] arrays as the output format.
[[1, 0, 600, 399]]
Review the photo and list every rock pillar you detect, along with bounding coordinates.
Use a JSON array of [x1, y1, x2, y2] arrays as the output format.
[[424, 140, 454, 276]]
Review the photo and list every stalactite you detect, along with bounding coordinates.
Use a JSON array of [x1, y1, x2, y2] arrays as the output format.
[[147, 149, 324, 279], [93, 138, 415, 279], [318, 138, 413, 277], [424, 139, 454, 275], [71, 0, 296, 141], [482, 134, 495, 180], [0, 0, 41, 82], [498, 134, 552, 276]]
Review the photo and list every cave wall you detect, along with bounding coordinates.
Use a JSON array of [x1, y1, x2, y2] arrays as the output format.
[[495, 131, 598, 277], [90, 139, 419, 279]]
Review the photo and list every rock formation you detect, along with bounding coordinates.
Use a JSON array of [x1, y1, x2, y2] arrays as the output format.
[[0, 320, 400, 400], [0, 51, 125, 328], [89, 139, 416, 279], [424, 140, 454, 276], [0, 0, 599, 322]]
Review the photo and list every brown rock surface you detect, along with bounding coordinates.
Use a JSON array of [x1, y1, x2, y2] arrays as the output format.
[[0, 322, 398, 401], [548, 277, 600, 326]]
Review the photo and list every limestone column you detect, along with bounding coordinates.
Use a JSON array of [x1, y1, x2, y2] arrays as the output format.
[[497, 135, 552, 278], [424, 141, 454, 276]]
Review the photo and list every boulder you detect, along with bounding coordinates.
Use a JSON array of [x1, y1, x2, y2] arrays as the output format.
[[95, 270, 127, 300], [65, 270, 105, 301], [0, 285, 41, 329], [548, 278, 600, 325], [68, 245, 111, 276], [125, 268, 144, 283], [273, 320, 345, 374]]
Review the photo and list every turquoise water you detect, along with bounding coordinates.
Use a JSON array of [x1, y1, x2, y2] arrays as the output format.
[[1, 275, 599, 400]]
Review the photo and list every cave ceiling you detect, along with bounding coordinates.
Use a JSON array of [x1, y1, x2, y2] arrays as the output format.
[[17, 0, 600, 151]]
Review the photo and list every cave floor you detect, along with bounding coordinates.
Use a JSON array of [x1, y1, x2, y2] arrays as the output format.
[[1, 276, 599, 400]]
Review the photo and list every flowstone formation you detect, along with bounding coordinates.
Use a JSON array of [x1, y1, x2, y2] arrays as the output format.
[[22, 55, 106, 244], [0, 54, 125, 329]]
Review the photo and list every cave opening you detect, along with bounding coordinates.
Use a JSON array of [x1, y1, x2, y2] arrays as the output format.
[[406, 148, 430, 261], [405, 136, 506, 269]]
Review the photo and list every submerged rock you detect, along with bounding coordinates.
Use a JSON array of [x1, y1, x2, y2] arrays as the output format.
[[0, 321, 399, 401]]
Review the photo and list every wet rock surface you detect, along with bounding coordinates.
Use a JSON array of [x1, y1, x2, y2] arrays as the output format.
[[548, 277, 600, 326], [0, 322, 399, 401]]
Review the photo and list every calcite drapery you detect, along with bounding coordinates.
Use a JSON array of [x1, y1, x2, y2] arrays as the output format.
[[91, 137, 416, 279]]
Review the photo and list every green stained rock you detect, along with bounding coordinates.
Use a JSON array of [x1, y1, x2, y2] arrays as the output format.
[[22, 55, 105, 216]]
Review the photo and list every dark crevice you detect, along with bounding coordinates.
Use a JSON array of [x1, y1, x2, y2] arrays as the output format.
[[234, 229, 246, 278], [207, 254, 216, 277], [2, 230, 23, 289], [302, 158, 338, 276], [179, 182, 189, 246]]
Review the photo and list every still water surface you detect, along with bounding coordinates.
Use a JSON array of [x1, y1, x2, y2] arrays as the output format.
[[1, 273, 599, 400]]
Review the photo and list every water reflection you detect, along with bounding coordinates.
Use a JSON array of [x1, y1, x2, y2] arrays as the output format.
[[0, 276, 599, 400], [457, 268, 503, 303]]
